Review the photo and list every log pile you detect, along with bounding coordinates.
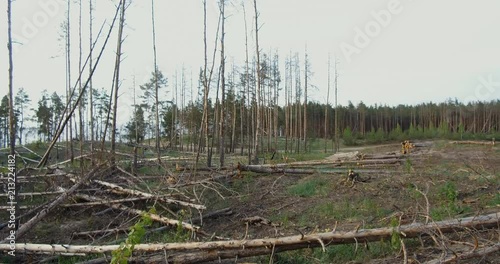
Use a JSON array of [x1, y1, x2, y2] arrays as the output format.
[[236, 151, 404, 175]]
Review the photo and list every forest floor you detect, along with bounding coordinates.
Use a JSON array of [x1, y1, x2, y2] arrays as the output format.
[[1, 139, 499, 263]]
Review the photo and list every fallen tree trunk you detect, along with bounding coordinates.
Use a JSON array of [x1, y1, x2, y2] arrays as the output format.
[[0, 165, 111, 243], [191, 207, 233, 224], [74, 193, 201, 233], [91, 179, 206, 210], [0, 191, 66, 197], [238, 163, 315, 174], [72, 228, 130, 237], [2, 212, 497, 256], [60, 196, 169, 207], [361, 154, 403, 160], [239, 158, 401, 170], [450, 140, 495, 146]]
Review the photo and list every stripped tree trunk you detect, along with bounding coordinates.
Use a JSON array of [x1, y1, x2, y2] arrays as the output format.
[[2, 212, 497, 260], [252, 0, 261, 164], [110, 0, 126, 166]]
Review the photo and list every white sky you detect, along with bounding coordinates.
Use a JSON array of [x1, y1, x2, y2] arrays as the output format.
[[1, 0, 500, 131]]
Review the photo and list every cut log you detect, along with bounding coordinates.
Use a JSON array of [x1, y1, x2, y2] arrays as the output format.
[[449, 140, 495, 146], [2, 212, 497, 256]]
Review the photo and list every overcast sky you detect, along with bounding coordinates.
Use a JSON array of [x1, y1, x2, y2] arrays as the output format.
[[1, 0, 500, 132]]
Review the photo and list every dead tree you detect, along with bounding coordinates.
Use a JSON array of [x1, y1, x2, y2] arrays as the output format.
[[88, 0, 95, 165], [7, 0, 14, 156], [303, 48, 309, 152], [252, 0, 261, 164], [334, 55, 340, 152], [324, 54, 330, 152], [241, 1, 252, 163], [7, 0, 18, 231], [78, 0, 84, 169], [151, 0, 161, 163], [110, 0, 127, 166], [219, 0, 226, 167], [65, 0, 74, 163], [195, 0, 220, 167]]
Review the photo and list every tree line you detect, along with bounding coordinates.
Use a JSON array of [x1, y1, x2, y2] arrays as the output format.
[[3, 87, 499, 153]]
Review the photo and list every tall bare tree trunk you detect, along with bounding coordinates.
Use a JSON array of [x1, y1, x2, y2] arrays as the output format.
[[7, 0, 15, 156], [273, 53, 279, 151], [325, 55, 330, 153], [88, 0, 94, 165], [196, 0, 220, 168], [241, 2, 251, 163], [195, 1, 210, 167], [110, 0, 126, 166], [334, 56, 339, 152], [219, 0, 226, 167], [132, 76, 138, 175], [303, 50, 308, 152], [252, 0, 261, 164], [230, 63, 237, 154], [173, 72, 178, 150], [7, 0, 18, 230], [151, 0, 161, 163], [66, 0, 74, 163], [78, 0, 84, 169], [180, 68, 185, 151]]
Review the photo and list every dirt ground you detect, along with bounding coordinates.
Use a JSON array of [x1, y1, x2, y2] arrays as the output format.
[[1, 140, 499, 263]]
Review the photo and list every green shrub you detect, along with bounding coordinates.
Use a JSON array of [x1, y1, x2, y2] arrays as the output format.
[[343, 127, 356, 146], [111, 208, 155, 264]]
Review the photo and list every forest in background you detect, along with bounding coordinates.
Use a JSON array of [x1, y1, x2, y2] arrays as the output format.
[[2, 86, 499, 152]]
